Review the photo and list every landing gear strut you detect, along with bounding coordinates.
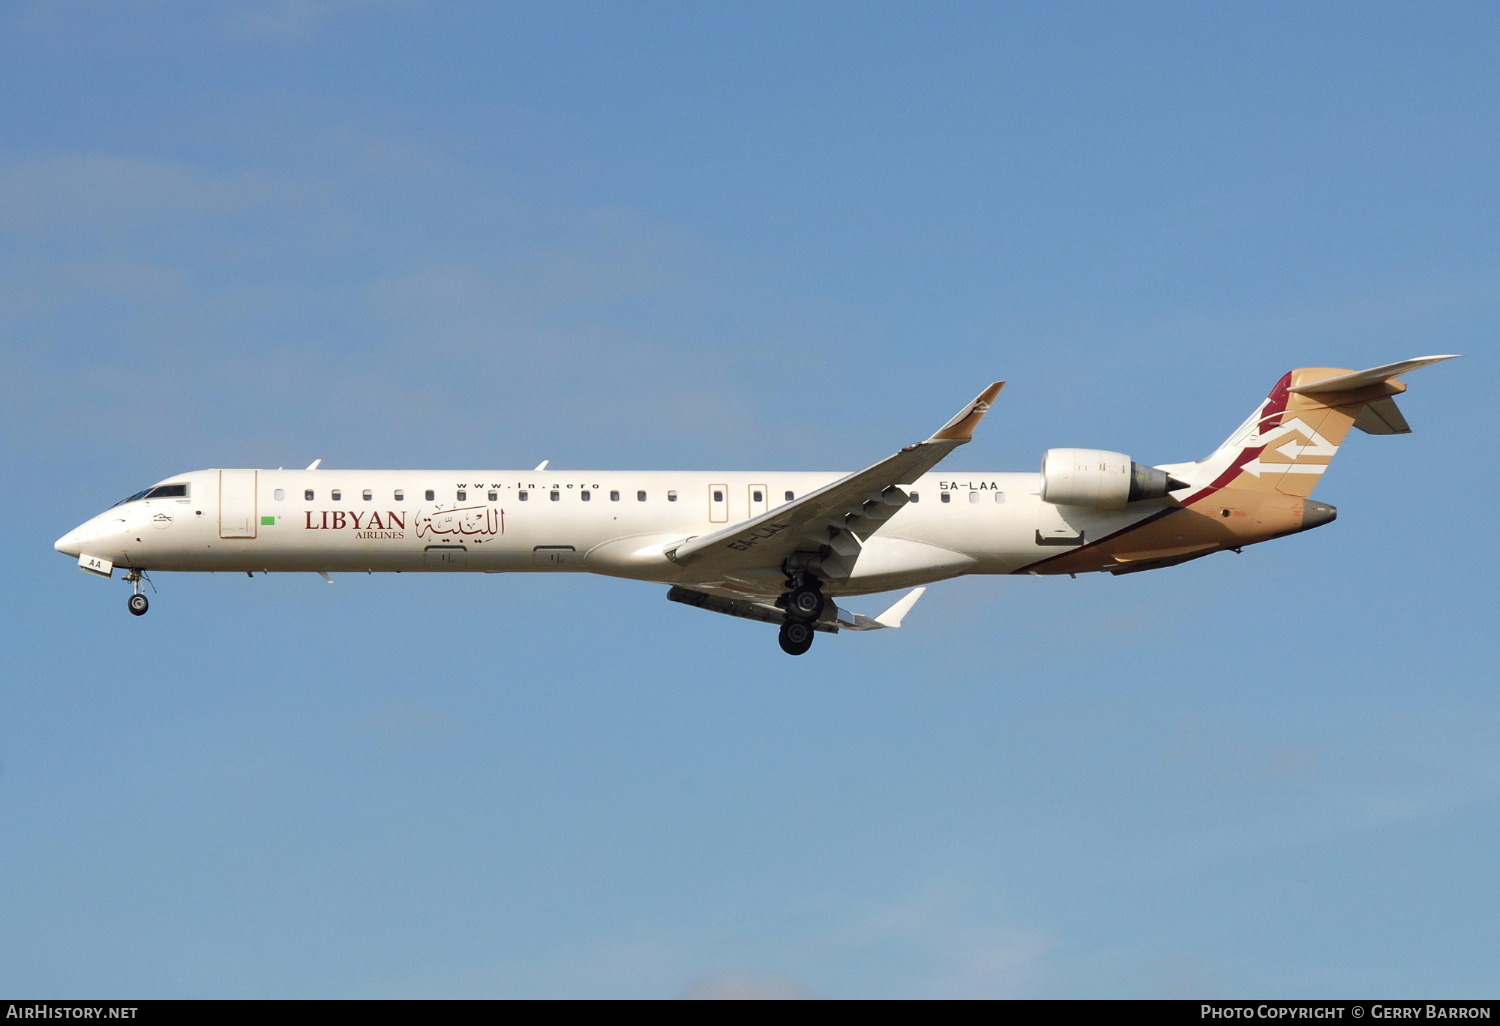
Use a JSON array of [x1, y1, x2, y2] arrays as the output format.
[[124, 569, 151, 616]]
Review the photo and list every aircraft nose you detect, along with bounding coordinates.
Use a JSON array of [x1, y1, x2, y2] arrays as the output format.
[[55, 527, 83, 557]]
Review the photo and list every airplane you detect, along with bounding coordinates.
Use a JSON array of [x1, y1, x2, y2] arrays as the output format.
[[55, 356, 1456, 655]]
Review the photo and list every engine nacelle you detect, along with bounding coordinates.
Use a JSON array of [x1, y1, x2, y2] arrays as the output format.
[[1041, 448, 1181, 510]]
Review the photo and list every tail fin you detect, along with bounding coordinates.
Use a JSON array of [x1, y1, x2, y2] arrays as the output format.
[[1163, 356, 1458, 501]]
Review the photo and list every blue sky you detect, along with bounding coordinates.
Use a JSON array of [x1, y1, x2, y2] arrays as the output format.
[[2, 0, 1496, 999]]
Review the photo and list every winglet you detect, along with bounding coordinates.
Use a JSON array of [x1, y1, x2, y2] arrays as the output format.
[[1290, 355, 1459, 395], [875, 587, 926, 628], [928, 382, 1005, 442]]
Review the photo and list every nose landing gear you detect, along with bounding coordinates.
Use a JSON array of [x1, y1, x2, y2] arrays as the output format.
[[123, 569, 153, 616]]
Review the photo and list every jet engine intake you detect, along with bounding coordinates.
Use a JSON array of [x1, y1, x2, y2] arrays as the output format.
[[1041, 448, 1185, 509]]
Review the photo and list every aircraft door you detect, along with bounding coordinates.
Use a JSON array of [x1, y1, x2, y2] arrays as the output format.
[[749, 484, 768, 518], [709, 484, 729, 523], [219, 470, 258, 539]]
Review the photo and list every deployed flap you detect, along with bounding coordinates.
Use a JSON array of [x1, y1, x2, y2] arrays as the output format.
[[664, 383, 1004, 579], [1353, 396, 1411, 435], [1290, 355, 1459, 395], [669, 584, 926, 634], [667, 585, 792, 628]]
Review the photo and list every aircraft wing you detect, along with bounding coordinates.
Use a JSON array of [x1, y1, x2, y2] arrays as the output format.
[[669, 583, 927, 632], [664, 382, 1004, 581]]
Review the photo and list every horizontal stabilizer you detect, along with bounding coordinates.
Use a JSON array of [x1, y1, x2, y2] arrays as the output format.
[[1290, 355, 1459, 395], [1353, 396, 1411, 435]]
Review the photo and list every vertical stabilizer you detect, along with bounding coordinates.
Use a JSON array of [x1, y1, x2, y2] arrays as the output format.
[[1161, 356, 1457, 501]]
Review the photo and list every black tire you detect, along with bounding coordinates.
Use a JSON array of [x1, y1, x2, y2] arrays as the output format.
[[778, 619, 814, 656], [785, 586, 825, 621], [128, 593, 149, 616]]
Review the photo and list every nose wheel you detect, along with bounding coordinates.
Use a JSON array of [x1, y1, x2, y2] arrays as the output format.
[[123, 569, 153, 616]]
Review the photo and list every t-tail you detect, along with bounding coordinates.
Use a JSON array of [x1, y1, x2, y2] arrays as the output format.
[[1161, 356, 1460, 506]]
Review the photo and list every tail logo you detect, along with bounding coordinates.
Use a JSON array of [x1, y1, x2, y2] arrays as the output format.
[[1241, 417, 1338, 477]]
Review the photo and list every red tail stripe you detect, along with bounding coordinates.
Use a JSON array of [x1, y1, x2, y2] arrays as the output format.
[[1181, 371, 1293, 506]]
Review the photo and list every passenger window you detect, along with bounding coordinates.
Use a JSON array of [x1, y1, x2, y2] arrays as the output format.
[[638, 491, 647, 501], [425, 490, 435, 501], [550, 490, 560, 501], [713, 489, 723, 502], [363, 489, 373, 501], [941, 492, 951, 503], [394, 490, 404, 501], [274, 488, 285, 501], [519, 491, 529, 502], [969, 491, 980, 503], [994, 492, 1006, 503], [667, 490, 678, 502], [581, 490, 591, 502], [752, 490, 763, 502], [457, 490, 467, 501], [488, 491, 498, 501], [304, 489, 315, 501], [610, 491, 620, 501], [332, 489, 342, 501], [910, 492, 920, 502], [785, 491, 794, 501]]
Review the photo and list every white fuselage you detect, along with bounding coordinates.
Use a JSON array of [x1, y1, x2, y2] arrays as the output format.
[[56, 467, 1159, 595]]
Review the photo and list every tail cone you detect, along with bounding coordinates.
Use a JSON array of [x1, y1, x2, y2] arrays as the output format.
[[1301, 500, 1337, 531]]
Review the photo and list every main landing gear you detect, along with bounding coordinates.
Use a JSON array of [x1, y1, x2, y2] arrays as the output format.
[[124, 569, 152, 616], [777, 572, 825, 656], [778, 619, 814, 656]]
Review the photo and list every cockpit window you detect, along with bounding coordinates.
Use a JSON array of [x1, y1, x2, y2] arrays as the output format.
[[111, 489, 151, 508], [112, 482, 190, 507]]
